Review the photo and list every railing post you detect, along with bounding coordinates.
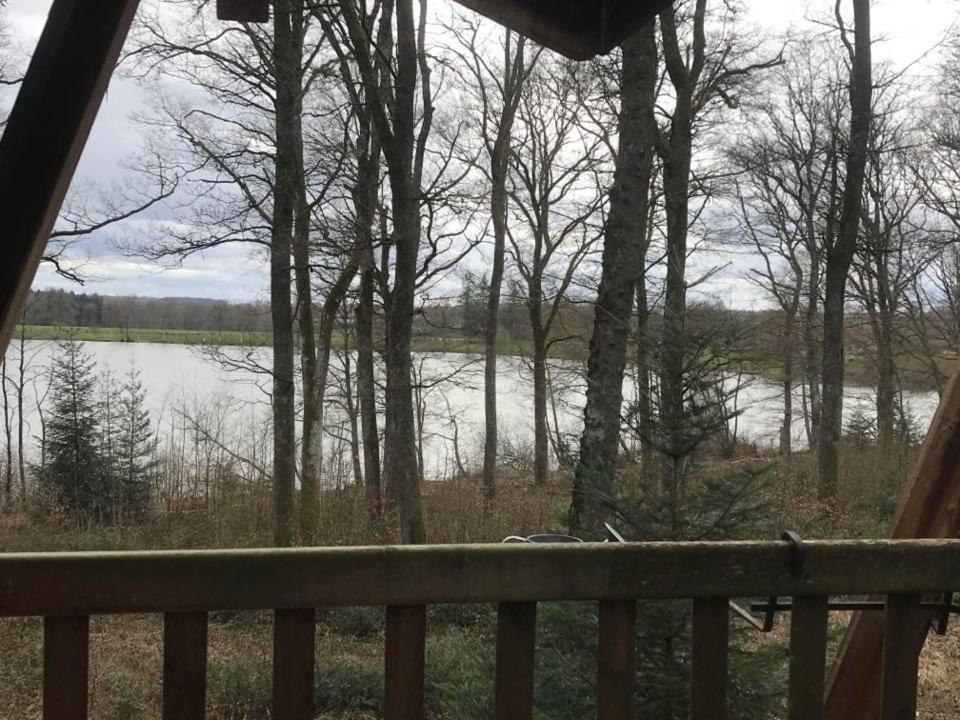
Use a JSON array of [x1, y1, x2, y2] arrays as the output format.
[[273, 608, 316, 720], [163, 611, 208, 720], [43, 615, 89, 720], [597, 599, 636, 720], [788, 596, 828, 720], [690, 597, 728, 720], [880, 594, 923, 720], [385, 605, 426, 720], [495, 602, 538, 720]]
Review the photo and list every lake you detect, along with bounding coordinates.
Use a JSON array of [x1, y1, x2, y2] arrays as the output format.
[[3, 340, 942, 480]]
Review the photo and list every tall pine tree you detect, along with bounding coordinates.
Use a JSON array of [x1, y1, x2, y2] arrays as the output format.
[[115, 364, 155, 519], [43, 340, 109, 521]]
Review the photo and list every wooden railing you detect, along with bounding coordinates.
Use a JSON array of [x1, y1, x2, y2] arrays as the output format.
[[2, 539, 957, 720]]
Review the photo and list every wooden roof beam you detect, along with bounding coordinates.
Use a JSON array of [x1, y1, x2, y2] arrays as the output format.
[[0, 0, 142, 356], [452, 0, 674, 60], [216, 0, 270, 23]]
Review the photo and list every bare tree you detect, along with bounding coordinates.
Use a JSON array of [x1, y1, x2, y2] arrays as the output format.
[[449, 15, 536, 501], [849, 98, 932, 455], [507, 55, 604, 488], [656, 0, 781, 494], [728, 39, 848, 454], [817, 0, 872, 498], [126, 0, 331, 544], [332, 0, 432, 543]]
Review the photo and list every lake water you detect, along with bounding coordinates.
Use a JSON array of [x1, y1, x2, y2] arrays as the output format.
[[4, 340, 942, 480]]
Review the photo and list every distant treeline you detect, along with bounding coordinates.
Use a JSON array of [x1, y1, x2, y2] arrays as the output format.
[[24, 289, 272, 333]]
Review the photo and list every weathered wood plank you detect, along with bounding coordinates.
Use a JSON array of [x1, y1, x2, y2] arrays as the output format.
[[3, 540, 960, 616], [43, 615, 88, 720], [0, 0, 141, 358], [880, 595, 922, 720], [597, 600, 636, 720], [163, 612, 208, 720], [788, 596, 828, 720], [273, 609, 315, 720], [385, 605, 425, 720], [690, 598, 728, 720], [825, 371, 960, 719], [216, 0, 269, 22], [494, 602, 537, 720]]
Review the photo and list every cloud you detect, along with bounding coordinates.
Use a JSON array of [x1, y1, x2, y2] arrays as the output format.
[[8, 0, 959, 305]]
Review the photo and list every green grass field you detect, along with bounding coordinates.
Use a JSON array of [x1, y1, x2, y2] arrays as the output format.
[[13, 325, 566, 359], [17, 325, 273, 347]]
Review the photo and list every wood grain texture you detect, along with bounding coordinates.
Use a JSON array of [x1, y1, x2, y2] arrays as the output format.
[[597, 600, 636, 720], [788, 596, 828, 720], [494, 602, 537, 720], [163, 612, 208, 720], [43, 615, 88, 720], [385, 605, 425, 720], [3, 540, 960, 616], [690, 598, 728, 720], [824, 371, 960, 719], [273, 609, 315, 720], [880, 595, 922, 720]]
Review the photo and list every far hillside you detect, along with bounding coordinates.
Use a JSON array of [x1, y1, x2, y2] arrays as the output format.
[[23, 289, 272, 333]]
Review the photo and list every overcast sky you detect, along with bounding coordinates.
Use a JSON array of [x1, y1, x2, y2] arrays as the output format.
[[6, 0, 958, 306]]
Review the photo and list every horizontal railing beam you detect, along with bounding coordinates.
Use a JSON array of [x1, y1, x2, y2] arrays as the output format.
[[1, 539, 960, 616]]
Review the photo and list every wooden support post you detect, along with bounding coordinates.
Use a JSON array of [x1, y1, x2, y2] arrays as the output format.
[[0, 0, 141, 357], [163, 612, 208, 720], [597, 599, 636, 720], [43, 616, 89, 720], [273, 609, 315, 720], [788, 596, 828, 720], [824, 372, 960, 719], [494, 602, 538, 720], [880, 595, 922, 720], [385, 605, 426, 720], [690, 598, 728, 720]]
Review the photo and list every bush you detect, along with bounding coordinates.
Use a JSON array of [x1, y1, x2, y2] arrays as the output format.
[[425, 629, 493, 720], [324, 606, 385, 639], [314, 656, 383, 713], [208, 655, 271, 720], [428, 603, 496, 632]]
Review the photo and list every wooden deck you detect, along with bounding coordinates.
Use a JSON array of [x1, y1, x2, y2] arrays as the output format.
[[1, 538, 955, 719]]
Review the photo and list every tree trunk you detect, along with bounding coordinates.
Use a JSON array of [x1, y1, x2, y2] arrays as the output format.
[[571, 25, 657, 534], [356, 263, 382, 519], [803, 265, 822, 449], [379, 0, 426, 544], [659, 96, 693, 496], [270, 0, 300, 546], [382, 183, 425, 543], [2, 357, 10, 512], [16, 324, 25, 502], [342, 326, 363, 487], [873, 305, 896, 455], [482, 33, 527, 502], [635, 274, 654, 476], [482, 157, 507, 501], [301, 255, 358, 544], [817, 0, 872, 499], [781, 318, 795, 457], [532, 334, 549, 487], [293, 117, 317, 544]]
